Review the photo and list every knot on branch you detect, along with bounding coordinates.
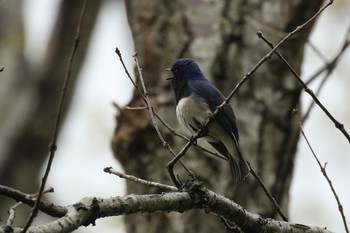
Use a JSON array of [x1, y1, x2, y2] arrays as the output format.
[[180, 180, 209, 208], [73, 198, 101, 227]]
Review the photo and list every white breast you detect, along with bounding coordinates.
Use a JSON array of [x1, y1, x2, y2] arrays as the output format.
[[176, 95, 239, 164], [176, 95, 212, 134]]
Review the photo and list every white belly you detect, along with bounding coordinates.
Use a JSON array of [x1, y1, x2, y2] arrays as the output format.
[[176, 95, 212, 134], [176, 95, 238, 158]]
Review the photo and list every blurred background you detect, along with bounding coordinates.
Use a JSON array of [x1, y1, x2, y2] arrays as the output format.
[[0, 0, 349, 232]]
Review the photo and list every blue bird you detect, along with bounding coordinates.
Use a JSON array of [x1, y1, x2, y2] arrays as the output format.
[[168, 58, 249, 186]]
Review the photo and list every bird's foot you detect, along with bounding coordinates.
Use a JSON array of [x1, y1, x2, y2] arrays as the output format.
[[189, 136, 198, 145], [179, 180, 209, 207]]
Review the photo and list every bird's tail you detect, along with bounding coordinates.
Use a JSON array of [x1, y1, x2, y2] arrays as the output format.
[[227, 146, 249, 185], [208, 141, 250, 186]]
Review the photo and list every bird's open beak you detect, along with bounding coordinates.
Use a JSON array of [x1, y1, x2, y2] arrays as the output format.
[[165, 68, 173, 80]]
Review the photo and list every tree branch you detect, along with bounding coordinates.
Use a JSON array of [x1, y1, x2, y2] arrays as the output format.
[[256, 29, 350, 143], [293, 109, 349, 233], [0, 185, 334, 233], [0, 185, 67, 218]]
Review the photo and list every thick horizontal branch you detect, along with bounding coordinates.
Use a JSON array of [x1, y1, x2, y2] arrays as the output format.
[[1, 185, 333, 233]]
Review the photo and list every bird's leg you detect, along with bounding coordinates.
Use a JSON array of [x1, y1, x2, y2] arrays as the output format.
[[166, 161, 182, 188], [189, 135, 198, 145], [167, 137, 197, 188], [198, 126, 208, 138], [167, 120, 207, 188]]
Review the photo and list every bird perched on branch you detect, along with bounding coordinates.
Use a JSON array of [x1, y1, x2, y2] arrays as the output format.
[[167, 58, 249, 186]]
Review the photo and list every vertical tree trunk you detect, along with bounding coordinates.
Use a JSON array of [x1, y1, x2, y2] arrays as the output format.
[[0, 0, 102, 225], [112, 1, 323, 232]]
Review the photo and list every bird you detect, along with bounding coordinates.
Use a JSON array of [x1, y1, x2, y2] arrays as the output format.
[[167, 58, 249, 186]]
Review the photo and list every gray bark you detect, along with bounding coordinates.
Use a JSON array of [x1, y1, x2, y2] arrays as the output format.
[[0, 186, 335, 233]]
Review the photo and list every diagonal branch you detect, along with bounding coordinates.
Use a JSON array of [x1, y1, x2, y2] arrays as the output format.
[[256, 30, 350, 143], [247, 163, 288, 221], [302, 24, 350, 121], [123, 105, 227, 160], [294, 109, 349, 233]]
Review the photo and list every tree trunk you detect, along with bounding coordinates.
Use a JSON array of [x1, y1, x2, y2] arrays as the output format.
[[0, 0, 102, 225], [112, 1, 323, 232]]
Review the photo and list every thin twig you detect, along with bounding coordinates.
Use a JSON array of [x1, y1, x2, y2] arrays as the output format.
[[115, 49, 196, 181], [21, 1, 89, 232], [247, 163, 288, 221], [167, 0, 334, 186], [302, 24, 350, 121], [104, 167, 177, 192], [123, 104, 227, 161], [0, 184, 66, 218], [153, 110, 227, 161], [6, 187, 55, 226], [302, 72, 330, 122], [293, 109, 349, 233], [305, 24, 350, 85], [257, 30, 350, 143], [115, 48, 141, 94], [306, 40, 329, 64], [132, 56, 161, 141], [133, 52, 167, 148]]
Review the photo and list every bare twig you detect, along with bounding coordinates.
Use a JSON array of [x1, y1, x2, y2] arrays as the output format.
[[153, 110, 227, 160], [21, 1, 89, 232], [122, 104, 227, 161], [305, 24, 350, 85], [6, 188, 55, 226], [104, 167, 177, 192], [302, 24, 350, 121], [302, 73, 331, 122], [0, 66, 4, 72], [247, 163, 288, 221], [293, 109, 349, 233], [257, 30, 350, 143], [115, 49, 196, 182], [115, 48, 141, 94], [306, 40, 329, 64], [258, 30, 350, 229], [133, 52, 171, 153], [167, 0, 334, 187], [0, 184, 66, 218]]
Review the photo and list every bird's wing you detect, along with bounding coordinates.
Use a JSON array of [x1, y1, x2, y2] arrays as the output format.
[[188, 79, 239, 140], [189, 79, 249, 184]]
